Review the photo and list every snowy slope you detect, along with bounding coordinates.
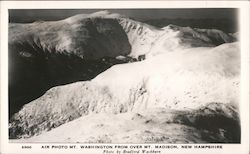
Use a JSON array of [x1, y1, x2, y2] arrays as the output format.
[[9, 13, 130, 60], [16, 104, 240, 143], [93, 42, 240, 111], [9, 11, 132, 116], [9, 11, 240, 143], [9, 42, 240, 142], [9, 10, 236, 60]]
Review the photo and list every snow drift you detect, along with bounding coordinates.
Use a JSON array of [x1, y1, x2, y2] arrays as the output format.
[[9, 42, 240, 142], [14, 103, 240, 143], [9, 11, 240, 143]]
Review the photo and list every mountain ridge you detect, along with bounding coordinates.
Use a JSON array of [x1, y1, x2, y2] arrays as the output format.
[[9, 11, 240, 143]]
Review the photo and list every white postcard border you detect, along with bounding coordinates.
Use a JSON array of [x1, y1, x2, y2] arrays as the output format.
[[1, 1, 249, 154]]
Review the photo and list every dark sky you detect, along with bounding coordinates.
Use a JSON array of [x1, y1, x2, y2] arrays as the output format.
[[9, 8, 238, 23]]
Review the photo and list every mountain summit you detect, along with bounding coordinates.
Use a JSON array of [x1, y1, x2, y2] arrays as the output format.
[[9, 11, 240, 143]]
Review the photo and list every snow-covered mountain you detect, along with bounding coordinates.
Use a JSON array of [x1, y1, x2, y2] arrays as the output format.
[[9, 10, 236, 60], [9, 11, 240, 143]]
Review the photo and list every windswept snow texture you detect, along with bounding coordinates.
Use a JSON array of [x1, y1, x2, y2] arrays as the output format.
[[9, 11, 240, 143], [14, 104, 240, 143]]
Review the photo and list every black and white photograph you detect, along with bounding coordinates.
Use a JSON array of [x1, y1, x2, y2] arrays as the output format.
[[8, 8, 241, 143], [1, 1, 250, 154]]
